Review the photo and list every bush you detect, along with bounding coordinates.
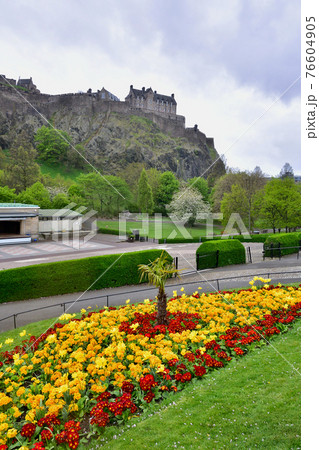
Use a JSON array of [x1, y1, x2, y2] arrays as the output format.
[[196, 239, 246, 270], [263, 232, 301, 257], [0, 249, 172, 303]]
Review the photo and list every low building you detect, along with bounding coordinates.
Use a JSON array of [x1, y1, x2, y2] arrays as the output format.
[[0, 203, 40, 245], [38, 209, 83, 238], [0, 204, 86, 244]]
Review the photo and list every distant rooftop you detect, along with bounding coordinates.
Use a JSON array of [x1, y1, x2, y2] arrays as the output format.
[[0, 203, 40, 208], [39, 209, 82, 217]]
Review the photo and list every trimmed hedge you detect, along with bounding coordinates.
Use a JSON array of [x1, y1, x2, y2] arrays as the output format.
[[0, 249, 171, 304], [158, 234, 271, 244], [196, 239, 246, 270], [263, 232, 301, 257]]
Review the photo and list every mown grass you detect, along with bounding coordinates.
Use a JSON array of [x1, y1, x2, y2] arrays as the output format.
[[39, 162, 86, 181], [97, 321, 301, 449], [98, 218, 221, 239]]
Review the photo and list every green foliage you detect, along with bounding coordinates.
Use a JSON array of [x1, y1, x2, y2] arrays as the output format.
[[138, 251, 177, 325], [257, 177, 301, 232], [77, 172, 131, 216], [0, 249, 170, 303], [5, 132, 41, 192], [187, 177, 210, 201], [137, 168, 154, 214], [156, 171, 179, 213], [35, 125, 71, 165], [264, 232, 301, 257], [17, 181, 52, 208], [0, 185, 17, 202], [196, 239, 246, 269]]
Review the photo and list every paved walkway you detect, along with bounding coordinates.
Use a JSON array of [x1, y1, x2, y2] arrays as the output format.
[[0, 254, 300, 332]]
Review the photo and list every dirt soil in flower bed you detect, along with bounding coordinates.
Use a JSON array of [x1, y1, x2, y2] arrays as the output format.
[[0, 281, 301, 449]]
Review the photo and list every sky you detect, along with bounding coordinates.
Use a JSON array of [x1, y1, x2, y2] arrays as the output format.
[[0, 0, 301, 176]]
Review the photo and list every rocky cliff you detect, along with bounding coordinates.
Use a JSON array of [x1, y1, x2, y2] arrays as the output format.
[[0, 87, 222, 179]]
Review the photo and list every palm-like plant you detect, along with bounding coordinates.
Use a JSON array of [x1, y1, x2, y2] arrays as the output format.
[[138, 252, 181, 325]]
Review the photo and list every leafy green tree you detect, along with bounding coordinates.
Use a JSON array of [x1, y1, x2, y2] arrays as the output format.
[[0, 186, 17, 202], [167, 186, 211, 227], [257, 177, 301, 232], [121, 162, 145, 203], [17, 182, 52, 208], [51, 193, 70, 209], [137, 169, 154, 214], [138, 252, 180, 325], [212, 168, 266, 231], [35, 126, 71, 165], [146, 168, 161, 201], [5, 132, 41, 192], [220, 184, 250, 228], [77, 173, 131, 216], [156, 171, 179, 213], [188, 177, 210, 201]]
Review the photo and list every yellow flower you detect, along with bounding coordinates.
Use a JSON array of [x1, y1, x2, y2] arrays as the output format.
[[81, 308, 86, 314], [173, 290, 177, 297], [180, 287, 184, 292], [126, 299, 131, 304], [5, 338, 13, 345], [7, 428, 18, 439], [95, 357, 107, 369], [19, 330, 26, 337], [144, 299, 150, 304]]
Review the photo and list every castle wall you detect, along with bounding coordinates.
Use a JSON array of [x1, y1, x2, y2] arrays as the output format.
[[0, 87, 213, 150]]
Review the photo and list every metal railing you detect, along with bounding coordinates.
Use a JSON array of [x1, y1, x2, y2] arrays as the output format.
[[0, 269, 301, 331], [263, 245, 301, 260]]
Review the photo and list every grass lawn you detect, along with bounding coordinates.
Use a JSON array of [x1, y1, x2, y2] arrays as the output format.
[[98, 218, 222, 240], [97, 321, 301, 449], [39, 162, 86, 181]]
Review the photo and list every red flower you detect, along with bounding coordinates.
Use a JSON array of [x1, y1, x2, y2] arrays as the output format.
[[21, 423, 36, 439], [139, 374, 157, 391], [234, 347, 245, 356], [194, 365, 206, 377], [144, 391, 155, 403], [181, 372, 192, 382], [41, 428, 53, 442], [122, 381, 134, 393]]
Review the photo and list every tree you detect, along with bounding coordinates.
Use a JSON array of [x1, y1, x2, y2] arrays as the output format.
[[35, 126, 71, 165], [17, 182, 52, 208], [5, 132, 41, 192], [0, 186, 17, 203], [146, 168, 161, 201], [156, 171, 179, 213], [207, 155, 227, 187], [257, 177, 301, 232], [77, 172, 131, 216], [138, 252, 180, 325], [220, 184, 250, 228], [279, 162, 294, 179], [188, 177, 210, 201], [167, 186, 211, 227], [211, 168, 266, 230], [137, 169, 154, 214]]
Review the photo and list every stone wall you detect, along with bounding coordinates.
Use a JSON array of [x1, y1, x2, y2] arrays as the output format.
[[0, 87, 215, 152]]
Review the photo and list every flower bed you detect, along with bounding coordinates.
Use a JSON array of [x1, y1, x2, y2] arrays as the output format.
[[0, 281, 301, 449]]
